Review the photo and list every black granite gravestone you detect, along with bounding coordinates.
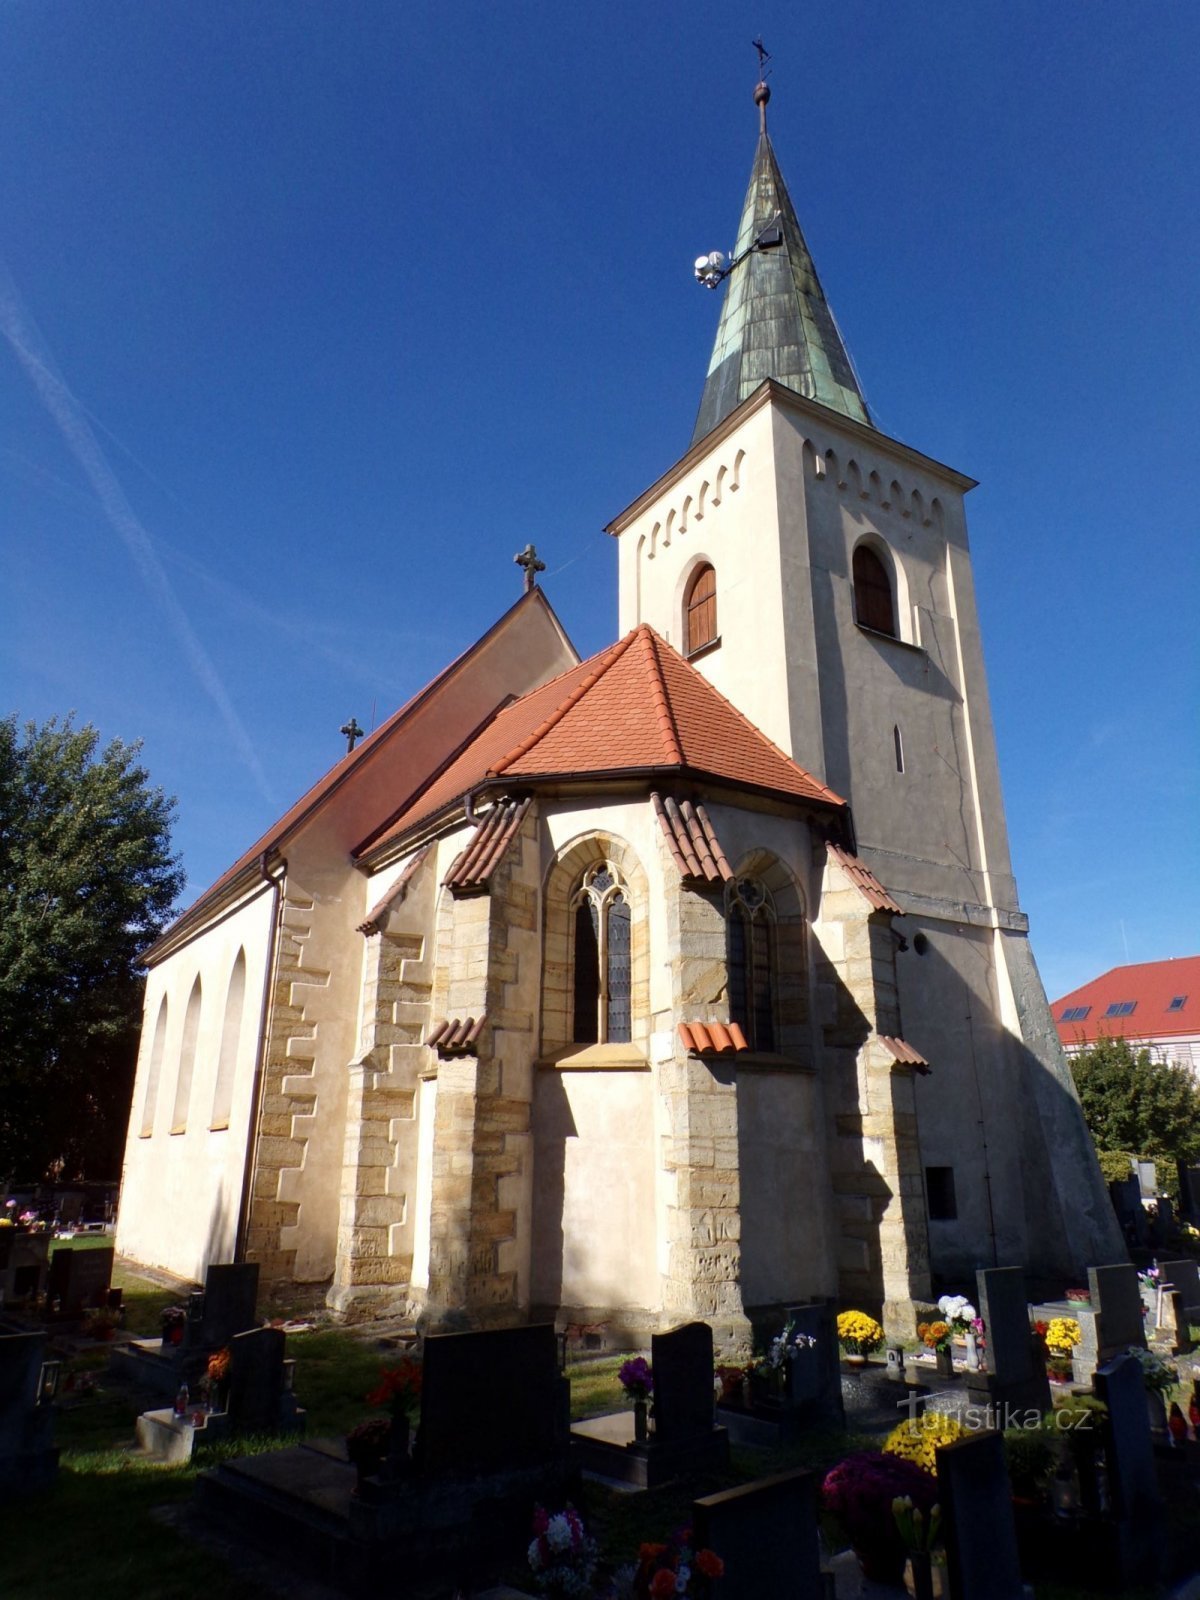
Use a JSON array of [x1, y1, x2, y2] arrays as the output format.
[[1094, 1352, 1166, 1584], [0, 1326, 58, 1494], [784, 1301, 844, 1423], [227, 1326, 286, 1432], [968, 1267, 1050, 1418], [652, 1321, 715, 1441], [199, 1263, 260, 1350], [1088, 1264, 1146, 1355], [693, 1469, 822, 1600], [415, 1323, 567, 1480], [1178, 1164, 1200, 1223], [936, 1431, 1024, 1600], [47, 1245, 114, 1317]]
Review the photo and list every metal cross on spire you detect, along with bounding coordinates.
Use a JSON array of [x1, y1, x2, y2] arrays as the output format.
[[752, 37, 772, 131], [514, 543, 546, 593], [340, 716, 364, 754]]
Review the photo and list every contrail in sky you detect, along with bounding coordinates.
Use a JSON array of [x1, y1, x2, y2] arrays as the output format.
[[0, 262, 273, 804]]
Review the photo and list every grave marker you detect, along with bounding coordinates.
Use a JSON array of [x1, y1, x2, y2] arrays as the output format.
[[693, 1469, 822, 1600], [415, 1323, 567, 1479], [0, 1326, 58, 1494], [1093, 1352, 1166, 1584], [653, 1321, 717, 1441], [936, 1431, 1024, 1600], [47, 1245, 114, 1317], [199, 1263, 259, 1350], [967, 1267, 1050, 1417], [784, 1301, 844, 1423]]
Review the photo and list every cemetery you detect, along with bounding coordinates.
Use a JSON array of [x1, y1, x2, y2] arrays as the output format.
[[4, 1233, 1200, 1597]]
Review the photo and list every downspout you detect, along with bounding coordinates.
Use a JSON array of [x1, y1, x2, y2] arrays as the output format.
[[234, 851, 286, 1262]]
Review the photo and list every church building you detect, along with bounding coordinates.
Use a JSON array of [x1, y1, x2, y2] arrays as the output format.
[[116, 82, 1123, 1345]]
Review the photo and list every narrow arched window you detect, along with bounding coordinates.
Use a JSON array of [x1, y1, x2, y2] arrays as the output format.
[[210, 950, 246, 1131], [171, 978, 203, 1134], [894, 725, 904, 773], [684, 563, 717, 655], [571, 864, 632, 1044], [853, 544, 896, 637], [139, 998, 169, 1137], [727, 877, 776, 1052]]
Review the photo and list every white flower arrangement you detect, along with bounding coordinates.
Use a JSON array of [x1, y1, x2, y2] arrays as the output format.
[[937, 1295, 977, 1334]]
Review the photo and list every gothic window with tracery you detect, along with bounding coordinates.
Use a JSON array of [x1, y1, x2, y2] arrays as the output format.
[[571, 863, 632, 1044], [684, 563, 717, 655], [727, 877, 776, 1052], [852, 544, 896, 637]]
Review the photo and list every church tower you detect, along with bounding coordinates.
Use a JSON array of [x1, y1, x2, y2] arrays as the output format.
[[609, 80, 1122, 1286]]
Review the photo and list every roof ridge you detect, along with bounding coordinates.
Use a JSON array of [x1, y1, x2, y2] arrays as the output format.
[[642, 629, 685, 765], [488, 626, 645, 778], [654, 629, 845, 806]]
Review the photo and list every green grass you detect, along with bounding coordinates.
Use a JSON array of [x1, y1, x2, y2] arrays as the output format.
[[566, 1355, 625, 1420]]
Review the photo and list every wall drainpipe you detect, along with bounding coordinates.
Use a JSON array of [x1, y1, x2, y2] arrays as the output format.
[[234, 851, 286, 1263]]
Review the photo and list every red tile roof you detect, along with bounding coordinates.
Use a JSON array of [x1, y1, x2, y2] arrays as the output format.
[[678, 1021, 750, 1055], [143, 586, 573, 963], [428, 1015, 487, 1055], [1052, 956, 1200, 1046], [359, 625, 843, 858], [879, 1036, 931, 1074], [826, 843, 903, 915], [443, 797, 532, 894], [652, 792, 733, 886], [358, 844, 432, 935]]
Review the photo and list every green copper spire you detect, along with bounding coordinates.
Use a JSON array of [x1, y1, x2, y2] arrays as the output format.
[[692, 85, 871, 445]]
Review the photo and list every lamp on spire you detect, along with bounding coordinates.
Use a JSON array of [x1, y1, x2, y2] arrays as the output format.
[[694, 41, 783, 290]]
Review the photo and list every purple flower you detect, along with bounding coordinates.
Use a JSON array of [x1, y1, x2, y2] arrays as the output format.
[[618, 1357, 653, 1399]]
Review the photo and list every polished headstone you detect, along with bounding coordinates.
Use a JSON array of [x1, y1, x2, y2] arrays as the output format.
[[416, 1323, 567, 1479], [1094, 1352, 1166, 1583], [784, 1301, 844, 1423], [652, 1321, 715, 1442], [227, 1325, 286, 1432], [1088, 1264, 1146, 1354], [936, 1431, 1024, 1600], [199, 1263, 260, 1349], [47, 1245, 114, 1316], [693, 1469, 822, 1600]]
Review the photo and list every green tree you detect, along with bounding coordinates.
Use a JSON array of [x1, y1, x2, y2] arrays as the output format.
[[1070, 1035, 1200, 1169], [0, 714, 184, 1181]]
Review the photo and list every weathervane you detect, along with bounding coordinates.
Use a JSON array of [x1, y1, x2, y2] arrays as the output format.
[[514, 543, 546, 593], [693, 42, 783, 290], [340, 716, 364, 754]]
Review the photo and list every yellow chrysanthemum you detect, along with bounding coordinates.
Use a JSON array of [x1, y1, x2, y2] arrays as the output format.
[[836, 1310, 884, 1353], [884, 1411, 966, 1475], [1044, 1317, 1081, 1356]]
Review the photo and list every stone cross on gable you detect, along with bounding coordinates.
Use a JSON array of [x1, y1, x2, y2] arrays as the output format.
[[340, 717, 364, 754], [514, 543, 546, 593]]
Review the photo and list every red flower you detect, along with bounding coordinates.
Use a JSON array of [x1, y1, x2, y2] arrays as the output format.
[[694, 1549, 724, 1579], [649, 1568, 678, 1599], [638, 1543, 668, 1565]]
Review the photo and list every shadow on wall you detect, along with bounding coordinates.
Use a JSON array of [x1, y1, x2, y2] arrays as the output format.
[[530, 1070, 571, 1316], [900, 927, 1126, 1296], [200, 1183, 233, 1278]]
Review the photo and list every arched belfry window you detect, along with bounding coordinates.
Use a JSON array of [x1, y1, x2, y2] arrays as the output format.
[[571, 863, 632, 1044], [684, 563, 717, 655], [852, 544, 896, 638], [727, 877, 776, 1052]]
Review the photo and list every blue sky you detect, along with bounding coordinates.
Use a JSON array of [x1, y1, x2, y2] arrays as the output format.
[[2, 1, 1196, 1001]]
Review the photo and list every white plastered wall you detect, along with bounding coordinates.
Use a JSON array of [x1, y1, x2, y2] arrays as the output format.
[[116, 883, 276, 1280]]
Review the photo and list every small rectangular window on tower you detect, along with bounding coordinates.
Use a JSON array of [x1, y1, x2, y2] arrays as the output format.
[[925, 1166, 957, 1222]]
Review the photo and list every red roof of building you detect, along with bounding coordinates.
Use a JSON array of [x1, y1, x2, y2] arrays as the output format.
[[144, 587, 572, 961], [357, 624, 844, 859], [1052, 956, 1200, 1046]]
